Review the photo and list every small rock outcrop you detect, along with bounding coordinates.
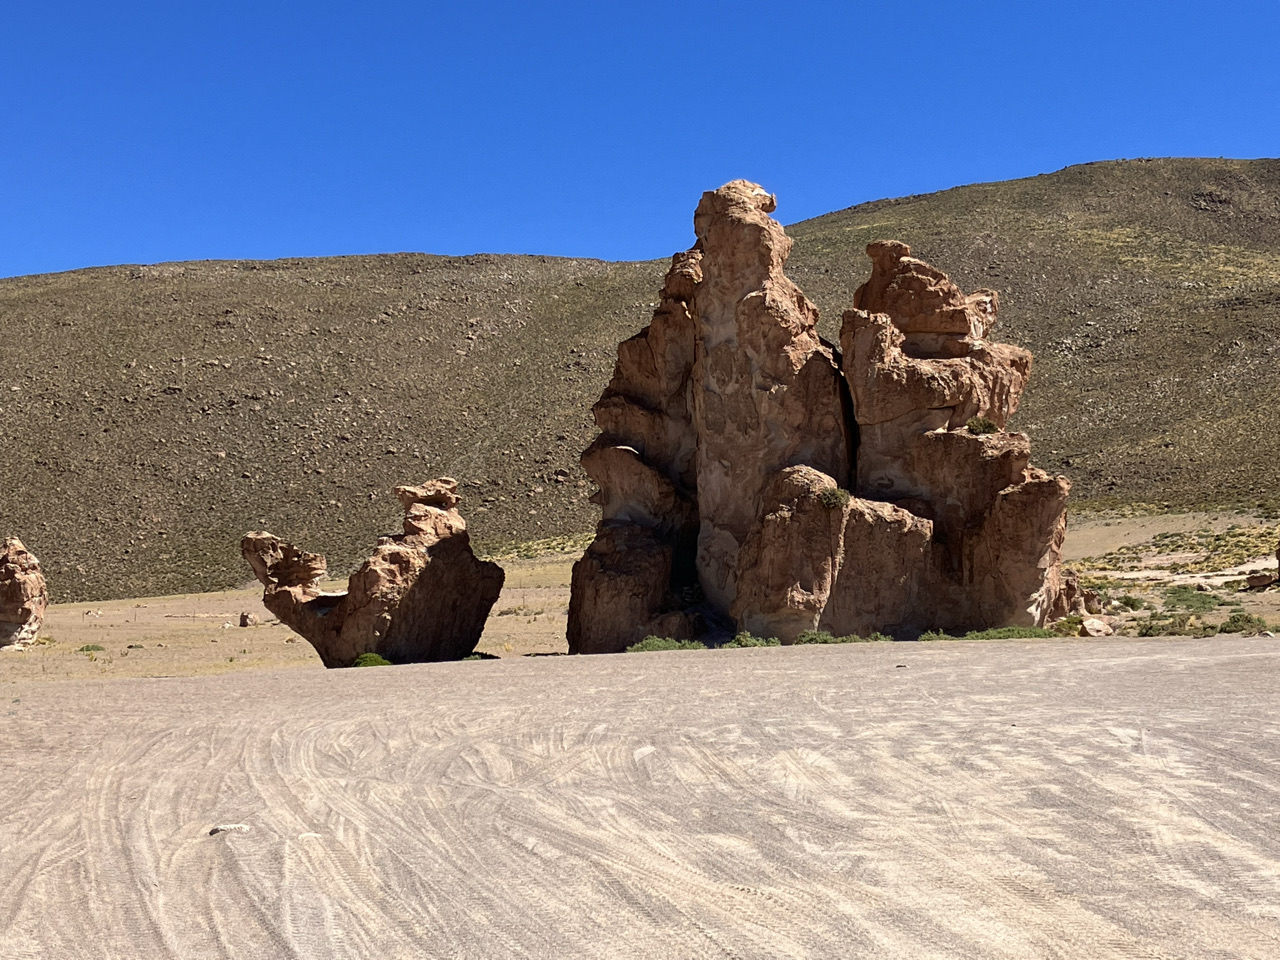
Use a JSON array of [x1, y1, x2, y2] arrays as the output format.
[[0, 538, 48, 649], [569, 182, 1070, 651], [243, 479, 504, 666]]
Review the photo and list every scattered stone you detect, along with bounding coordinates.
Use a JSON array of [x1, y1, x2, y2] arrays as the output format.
[[208, 824, 250, 836], [1245, 572, 1278, 590], [1081, 618, 1114, 638], [242, 478, 505, 667], [568, 182, 1070, 651], [0, 538, 48, 650], [239, 612, 259, 627]]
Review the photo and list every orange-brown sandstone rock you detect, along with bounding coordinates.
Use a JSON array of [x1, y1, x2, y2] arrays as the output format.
[[689, 182, 849, 611], [243, 479, 504, 667], [569, 183, 1069, 651], [0, 538, 48, 649]]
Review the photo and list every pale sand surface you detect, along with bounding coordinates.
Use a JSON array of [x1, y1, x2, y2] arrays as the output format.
[[3, 636, 1279, 958]]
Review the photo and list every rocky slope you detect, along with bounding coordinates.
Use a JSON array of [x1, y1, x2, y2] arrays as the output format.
[[2, 158, 1278, 600]]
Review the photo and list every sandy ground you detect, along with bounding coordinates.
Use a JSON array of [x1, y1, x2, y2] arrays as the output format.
[[6, 513, 1277, 682], [2, 512, 1278, 957], [0, 556, 577, 682], [1060, 510, 1273, 562], [3, 636, 1279, 959]]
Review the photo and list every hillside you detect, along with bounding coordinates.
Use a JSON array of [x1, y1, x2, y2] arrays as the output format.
[[2, 157, 1278, 601]]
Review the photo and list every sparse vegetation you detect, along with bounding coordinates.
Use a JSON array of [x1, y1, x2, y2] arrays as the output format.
[[626, 636, 708, 652], [816, 487, 851, 510], [794, 629, 892, 644], [1115, 594, 1147, 610], [1217, 612, 1268, 635], [918, 627, 1057, 641], [722, 632, 781, 648], [959, 626, 1058, 640], [1136, 612, 1217, 637], [966, 416, 998, 435], [78, 644, 105, 652], [1162, 585, 1222, 614], [1079, 524, 1280, 575], [351, 652, 393, 667]]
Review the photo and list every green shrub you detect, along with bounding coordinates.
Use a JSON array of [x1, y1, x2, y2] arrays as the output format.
[[1162, 585, 1218, 614], [1217, 612, 1268, 635], [626, 636, 708, 652], [1050, 615, 1084, 637], [918, 630, 958, 642], [78, 644, 105, 652], [1116, 595, 1147, 611], [722, 632, 781, 648], [959, 627, 1057, 640], [966, 416, 998, 435], [794, 629, 892, 644], [351, 652, 392, 667], [816, 487, 851, 509], [1138, 612, 1192, 637]]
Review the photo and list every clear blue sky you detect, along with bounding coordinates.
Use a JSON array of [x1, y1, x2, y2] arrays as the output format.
[[3, 0, 1278, 278]]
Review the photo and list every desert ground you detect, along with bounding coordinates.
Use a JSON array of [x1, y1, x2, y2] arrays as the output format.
[[2, 513, 1279, 958]]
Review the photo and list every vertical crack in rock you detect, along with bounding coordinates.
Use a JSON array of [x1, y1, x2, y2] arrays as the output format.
[[0, 538, 48, 649], [570, 184, 1069, 651], [242, 478, 504, 666]]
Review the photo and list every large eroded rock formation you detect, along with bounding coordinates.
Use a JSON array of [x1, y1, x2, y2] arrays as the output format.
[[569, 181, 1069, 652], [243, 479, 504, 666], [0, 538, 48, 649]]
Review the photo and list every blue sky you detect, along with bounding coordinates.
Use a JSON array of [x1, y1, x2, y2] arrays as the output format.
[[3, 0, 1278, 278]]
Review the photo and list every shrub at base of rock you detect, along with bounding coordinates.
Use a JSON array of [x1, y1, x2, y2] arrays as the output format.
[[568, 181, 1071, 652], [0, 538, 49, 649], [242, 479, 504, 667]]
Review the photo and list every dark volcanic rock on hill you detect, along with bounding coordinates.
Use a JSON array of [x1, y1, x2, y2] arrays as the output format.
[[243, 479, 504, 667], [1, 158, 1278, 600]]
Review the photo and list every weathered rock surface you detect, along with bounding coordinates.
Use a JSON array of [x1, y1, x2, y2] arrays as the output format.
[[1245, 571, 1278, 590], [243, 479, 504, 667], [569, 183, 1070, 651], [689, 182, 849, 611], [1081, 618, 1115, 638], [567, 253, 703, 655], [0, 538, 48, 649]]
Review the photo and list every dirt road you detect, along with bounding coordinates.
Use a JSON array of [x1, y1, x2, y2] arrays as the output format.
[[4, 636, 1279, 958]]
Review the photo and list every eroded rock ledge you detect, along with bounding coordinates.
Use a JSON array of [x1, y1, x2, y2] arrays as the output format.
[[0, 538, 48, 649], [243, 479, 504, 666], [568, 181, 1069, 652]]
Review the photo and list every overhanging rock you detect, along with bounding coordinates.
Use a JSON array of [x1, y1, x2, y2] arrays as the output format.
[[243, 479, 504, 666]]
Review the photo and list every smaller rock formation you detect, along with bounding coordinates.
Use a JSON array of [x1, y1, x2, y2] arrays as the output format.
[[1245, 571, 1278, 590], [1047, 570, 1103, 619], [242, 479, 504, 667], [0, 538, 48, 649], [1080, 618, 1114, 638]]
